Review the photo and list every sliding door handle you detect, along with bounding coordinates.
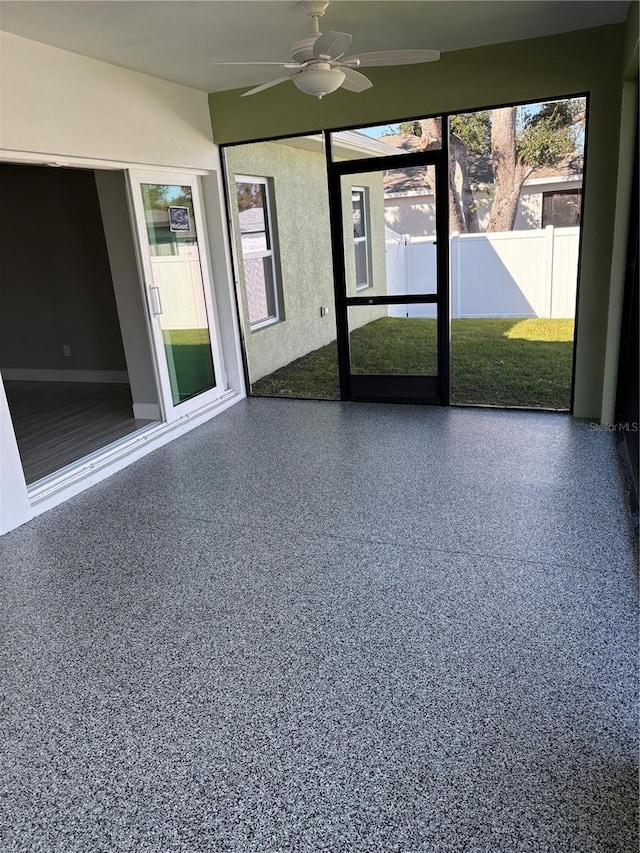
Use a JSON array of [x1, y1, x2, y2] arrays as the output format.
[[149, 286, 163, 316]]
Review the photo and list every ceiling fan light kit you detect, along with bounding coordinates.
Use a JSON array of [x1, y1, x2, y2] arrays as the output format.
[[293, 65, 346, 98], [212, 0, 440, 100]]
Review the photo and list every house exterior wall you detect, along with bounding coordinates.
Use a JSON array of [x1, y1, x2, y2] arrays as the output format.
[[225, 141, 387, 383], [515, 179, 583, 230], [225, 140, 336, 383], [384, 178, 583, 237], [340, 173, 389, 338], [0, 32, 244, 535]]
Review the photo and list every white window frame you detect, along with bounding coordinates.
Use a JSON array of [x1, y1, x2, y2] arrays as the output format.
[[235, 175, 281, 331], [352, 186, 371, 291]]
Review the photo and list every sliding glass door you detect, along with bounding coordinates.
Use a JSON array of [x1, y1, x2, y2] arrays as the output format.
[[129, 171, 225, 418]]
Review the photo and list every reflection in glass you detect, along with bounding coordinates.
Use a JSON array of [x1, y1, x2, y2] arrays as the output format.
[[244, 257, 276, 326], [141, 184, 216, 405], [348, 306, 438, 376]]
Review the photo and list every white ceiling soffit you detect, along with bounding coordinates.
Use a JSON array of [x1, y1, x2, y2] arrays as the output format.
[[0, 1, 630, 93]]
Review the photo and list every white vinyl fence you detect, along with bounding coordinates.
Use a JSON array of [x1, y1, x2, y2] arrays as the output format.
[[386, 226, 579, 319]]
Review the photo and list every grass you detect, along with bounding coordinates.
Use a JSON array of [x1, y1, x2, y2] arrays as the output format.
[[163, 328, 216, 403], [251, 317, 575, 409]]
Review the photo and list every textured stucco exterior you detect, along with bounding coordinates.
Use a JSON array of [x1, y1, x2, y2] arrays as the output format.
[[340, 171, 388, 340], [225, 140, 388, 382]]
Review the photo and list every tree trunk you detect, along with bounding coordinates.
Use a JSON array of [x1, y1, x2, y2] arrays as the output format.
[[449, 132, 479, 233], [487, 106, 529, 232], [420, 118, 478, 234]]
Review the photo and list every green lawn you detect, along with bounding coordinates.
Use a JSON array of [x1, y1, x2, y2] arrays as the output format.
[[251, 317, 575, 409], [163, 328, 216, 403]]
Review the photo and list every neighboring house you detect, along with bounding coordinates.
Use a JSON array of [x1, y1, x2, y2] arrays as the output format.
[[225, 131, 392, 382], [380, 134, 583, 236]]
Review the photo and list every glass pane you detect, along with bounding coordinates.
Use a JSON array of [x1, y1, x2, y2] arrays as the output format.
[[225, 135, 339, 400], [237, 182, 268, 236], [542, 191, 581, 228], [245, 256, 276, 325], [342, 171, 437, 298], [140, 184, 216, 405], [348, 306, 438, 375], [355, 241, 368, 288], [352, 191, 364, 238], [331, 118, 442, 161]]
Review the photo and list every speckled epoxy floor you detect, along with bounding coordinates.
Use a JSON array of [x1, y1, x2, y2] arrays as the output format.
[[1, 399, 638, 853]]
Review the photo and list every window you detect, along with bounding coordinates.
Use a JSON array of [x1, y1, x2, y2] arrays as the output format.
[[352, 187, 371, 290], [235, 177, 281, 329], [542, 189, 582, 228]]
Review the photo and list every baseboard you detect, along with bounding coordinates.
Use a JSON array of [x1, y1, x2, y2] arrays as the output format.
[[133, 403, 162, 421], [1, 368, 129, 384]]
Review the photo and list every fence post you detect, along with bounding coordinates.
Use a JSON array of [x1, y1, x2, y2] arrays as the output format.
[[545, 225, 555, 319], [404, 235, 410, 317], [450, 232, 460, 319]]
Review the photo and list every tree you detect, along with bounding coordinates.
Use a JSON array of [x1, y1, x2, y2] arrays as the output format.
[[395, 99, 584, 232], [487, 100, 583, 231]]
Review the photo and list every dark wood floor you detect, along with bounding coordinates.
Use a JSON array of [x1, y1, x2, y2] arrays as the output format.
[[3, 381, 155, 484]]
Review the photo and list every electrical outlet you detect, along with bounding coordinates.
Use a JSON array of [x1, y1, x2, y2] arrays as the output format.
[[63, 344, 72, 357]]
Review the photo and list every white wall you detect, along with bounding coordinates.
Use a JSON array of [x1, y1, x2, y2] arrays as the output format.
[[0, 32, 216, 169], [0, 32, 244, 536], [384, 178, 583, 235]]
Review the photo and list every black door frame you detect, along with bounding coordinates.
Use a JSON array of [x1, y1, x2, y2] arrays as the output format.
[[325, 137, 450, 405]]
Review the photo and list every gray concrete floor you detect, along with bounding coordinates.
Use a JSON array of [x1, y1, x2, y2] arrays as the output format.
[[1, 399, 637, 852]]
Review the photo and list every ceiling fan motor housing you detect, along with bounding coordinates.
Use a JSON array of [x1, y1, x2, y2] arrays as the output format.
[[290, 37, 320, 64]]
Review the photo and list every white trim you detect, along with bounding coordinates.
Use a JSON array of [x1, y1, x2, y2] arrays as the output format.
[[127, 169, 227, 419], [28, 389, 243, 513], [0, 368, 129, 383], [0, 148, 210, 175], [132, 402, 162, 420], [522, 175, 582, 187], [384, 189, 435, 200], [352, 186, 371, 290], [235, 175, 281, 330]]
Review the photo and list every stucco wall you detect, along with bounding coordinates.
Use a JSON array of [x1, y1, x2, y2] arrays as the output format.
[[225, 141, 388, 382], [225, 139, 336, 382], [341, 172, 389, 338]]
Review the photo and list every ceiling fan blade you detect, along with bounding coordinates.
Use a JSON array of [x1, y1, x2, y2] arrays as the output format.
[[313, 30, 352, 60], [341, 49, 440, 67], [241, 72, 301, 97], [340, 68, 373, 93]]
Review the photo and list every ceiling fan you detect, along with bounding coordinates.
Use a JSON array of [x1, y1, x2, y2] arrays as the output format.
[[212, 0, 440, 99]]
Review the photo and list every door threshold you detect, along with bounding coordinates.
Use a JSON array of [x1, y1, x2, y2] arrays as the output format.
[[28, 389, 240, 509]]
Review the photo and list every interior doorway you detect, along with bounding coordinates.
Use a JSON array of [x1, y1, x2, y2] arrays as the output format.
[[0, 162, 159, 484]]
